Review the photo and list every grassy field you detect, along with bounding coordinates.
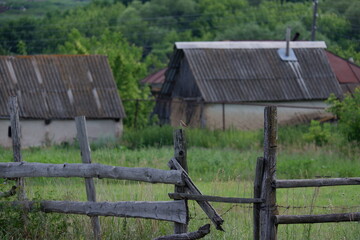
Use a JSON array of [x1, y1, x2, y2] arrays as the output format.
[[0, 125, 359, 239]]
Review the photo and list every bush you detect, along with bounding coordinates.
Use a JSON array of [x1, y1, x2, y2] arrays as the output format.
[[327, 88, 360, 142], [303, 120, 331, 146]]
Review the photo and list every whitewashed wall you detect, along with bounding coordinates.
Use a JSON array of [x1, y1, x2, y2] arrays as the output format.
[[168, 100, 332, 130], [0, 119, 123, 148], [203, 101, 331, 130]]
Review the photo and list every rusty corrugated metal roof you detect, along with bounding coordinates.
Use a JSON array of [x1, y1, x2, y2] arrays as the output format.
[[159, 41, 343, 102], [0, 55, 125, 119], [326, 51, 360, 95], [141, 68, 167, 85]]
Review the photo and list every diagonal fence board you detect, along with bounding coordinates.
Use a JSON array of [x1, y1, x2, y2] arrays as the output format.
[[0, 162, 184, 186], [168, 158, 224, 231], [1, 200, 188, 224], [169, 193, 263, 204]]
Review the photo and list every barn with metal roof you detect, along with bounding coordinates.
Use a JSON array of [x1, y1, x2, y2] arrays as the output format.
[[0, 55, 125, 147], [155, 41, 343, 130]]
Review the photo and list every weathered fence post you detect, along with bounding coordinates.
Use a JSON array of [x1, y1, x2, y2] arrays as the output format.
[[75, 116, 101, 240], [253, 157, 264, 240], [260, 106, 278, 240], [173, 129, 189, 234], [8, 96, 26, 200]]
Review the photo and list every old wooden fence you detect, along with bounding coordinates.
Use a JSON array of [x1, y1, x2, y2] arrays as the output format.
[[1, 97, 359, 240], [1, 97, 225, 240]]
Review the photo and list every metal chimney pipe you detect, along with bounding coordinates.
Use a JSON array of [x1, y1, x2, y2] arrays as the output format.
[[286, 27, 291, 57]]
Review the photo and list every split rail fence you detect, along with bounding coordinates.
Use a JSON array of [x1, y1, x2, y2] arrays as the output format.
[[0, 97, 225, 240], [1, 97, 359, 240]]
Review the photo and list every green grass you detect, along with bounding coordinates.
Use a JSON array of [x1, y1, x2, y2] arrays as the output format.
[[0, 125, 359, 239]]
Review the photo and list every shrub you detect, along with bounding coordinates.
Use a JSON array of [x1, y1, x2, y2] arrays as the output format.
[[327, 88, 360, 142], [303, 120, 331, 146]]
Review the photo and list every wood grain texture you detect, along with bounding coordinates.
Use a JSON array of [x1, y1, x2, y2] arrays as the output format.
[[0, 162, 184, 185], [260, 106, 278, 240], [276, 178, 360, 188], [253, 157, 264, 240], [0, 200, 187, 224], [173, 129, 189, 234], [75, 116, 101, 240], [8, 96, 26, 201], [275, 212, 360, 224], [169, 193, 263, 204]]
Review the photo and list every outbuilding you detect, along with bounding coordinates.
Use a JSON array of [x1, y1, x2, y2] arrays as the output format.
[[0, 55, 125, 147], [155, 41, 343, 130]]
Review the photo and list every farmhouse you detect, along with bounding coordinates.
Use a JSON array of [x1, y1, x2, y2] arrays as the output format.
[[154, 41, 343, 130], [0, 55, 125, 147]]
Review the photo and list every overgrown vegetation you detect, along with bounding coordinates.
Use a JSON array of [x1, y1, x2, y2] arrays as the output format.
[[303, 120, 331, 146], [327, 88, 360, 142], [1, 123, 360, 239]]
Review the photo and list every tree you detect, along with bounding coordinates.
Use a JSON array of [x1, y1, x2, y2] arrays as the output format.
[[326, 88, 360, 142], [58, 29, 154, 128]]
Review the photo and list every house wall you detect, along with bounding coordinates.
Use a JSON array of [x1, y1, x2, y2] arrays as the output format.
[[169, 100, 332, 130], [0, 119, 123, 148], [203, 101, 331, 130]]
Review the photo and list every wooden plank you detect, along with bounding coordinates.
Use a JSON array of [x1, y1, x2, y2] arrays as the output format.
[[260, 106, 278, 240], [8, 96, 26, 201], [173, 129, 189, 234], [154, 224, 210, 240], [276, 178, 360, 188], [168, 158, 224, 231], [275, 212, 360, 224], [75, 116, 101, 240], [168, 193, 263, 204], [0, 200, 187, 224], [0, 162, 184, 185], [253, 157, 264, 240]]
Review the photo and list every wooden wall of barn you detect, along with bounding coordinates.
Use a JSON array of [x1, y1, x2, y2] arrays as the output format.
[[171, 58, 201, 99]]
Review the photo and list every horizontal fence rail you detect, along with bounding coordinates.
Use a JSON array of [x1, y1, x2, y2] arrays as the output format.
[[0, 162, 184, 186], [0, 200, 187, 224], [275, 212, 360, 225], [276, 178, 360, 188]]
